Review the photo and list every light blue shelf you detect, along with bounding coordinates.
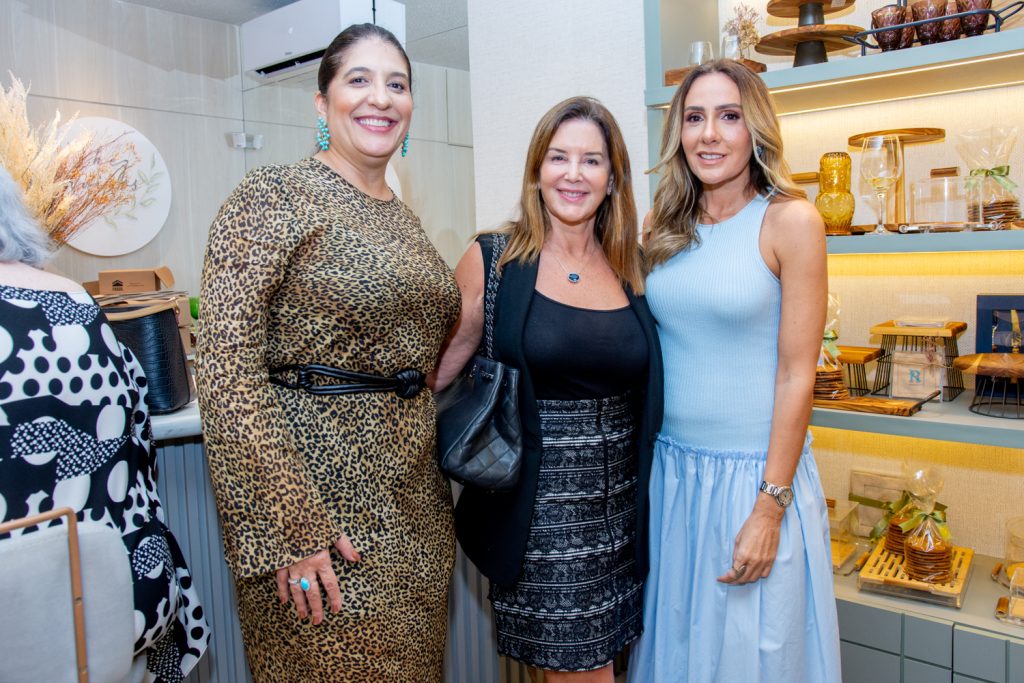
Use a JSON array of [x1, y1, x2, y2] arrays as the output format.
[[826, 230, 1024, 254], [811, 399, 1024, 448], [646, 29, 1024, 113]]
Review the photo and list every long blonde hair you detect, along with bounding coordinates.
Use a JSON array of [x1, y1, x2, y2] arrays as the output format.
[[494, 96, 645, 294], [645, 60, 804, 270]]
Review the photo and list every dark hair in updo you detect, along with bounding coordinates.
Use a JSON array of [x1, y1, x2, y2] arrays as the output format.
[[317, 23, 412, 95]]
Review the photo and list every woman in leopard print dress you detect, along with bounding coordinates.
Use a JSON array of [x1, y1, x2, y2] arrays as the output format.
[[196, 25, 459, 682]]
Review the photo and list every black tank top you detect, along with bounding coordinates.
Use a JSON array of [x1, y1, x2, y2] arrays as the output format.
[[523, 290, 649, 400]]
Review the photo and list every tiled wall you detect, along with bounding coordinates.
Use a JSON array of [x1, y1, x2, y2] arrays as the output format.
[[2, 0, 475, 298]]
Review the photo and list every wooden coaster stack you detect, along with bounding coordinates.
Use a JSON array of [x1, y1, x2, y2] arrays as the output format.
[[815, 366, 850, 400], [968, 198, 1021, 224], [884, 513, 912, 555], [904, 533, 953, 583]]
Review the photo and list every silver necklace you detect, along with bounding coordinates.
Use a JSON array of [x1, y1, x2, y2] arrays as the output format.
[[549, 243, 596, 284]]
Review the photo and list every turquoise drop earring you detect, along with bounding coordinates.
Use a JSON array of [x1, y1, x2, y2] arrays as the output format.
[[401, 133, 409, 157], [316, 117, 330, 151]]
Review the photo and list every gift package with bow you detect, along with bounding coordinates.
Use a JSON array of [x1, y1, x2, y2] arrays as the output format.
[[957, 126, 1020, 226], [815, 293, 849, 401], [900, 466, 954, 584]]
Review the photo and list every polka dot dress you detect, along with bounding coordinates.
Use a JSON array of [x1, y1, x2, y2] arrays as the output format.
[[0, 286, 210, 682]]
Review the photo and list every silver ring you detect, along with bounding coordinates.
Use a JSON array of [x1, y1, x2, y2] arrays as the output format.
[[732, 564, 747, 577], [288, 577, 311, 591]]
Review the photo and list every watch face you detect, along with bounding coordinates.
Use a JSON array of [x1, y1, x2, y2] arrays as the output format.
[[778, 487, 794, 507]]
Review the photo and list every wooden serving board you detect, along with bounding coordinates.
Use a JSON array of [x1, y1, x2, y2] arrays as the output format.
[[859, 542, 973, 598], [792, 171, 820, 184], [837, 345, 884, 365], [767, 0, 857, 18], [813, 395, 929, 416], [870, 320, 967, 338], [953, 353, 1024, 378], [848, 128, 945, 146], [664, 58, 766, 86], [756, 25, 863, 56]]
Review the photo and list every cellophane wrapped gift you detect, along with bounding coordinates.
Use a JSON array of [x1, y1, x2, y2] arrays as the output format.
[[956, 126, 1020, 226], [901, 467, 953, 583], [815, 293, 849, 400]]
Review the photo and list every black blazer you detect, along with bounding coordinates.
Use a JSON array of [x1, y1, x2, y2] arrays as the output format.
[[454, 235, 664, 587]]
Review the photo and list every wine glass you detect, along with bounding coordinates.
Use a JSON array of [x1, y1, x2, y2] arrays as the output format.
[[721, 34, 742, 61], [859, 135, 903, 234], [688, 41, 714, 66]]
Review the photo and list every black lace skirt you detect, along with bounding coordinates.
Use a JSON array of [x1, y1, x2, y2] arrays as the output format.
[[489, 392, 643, 672]]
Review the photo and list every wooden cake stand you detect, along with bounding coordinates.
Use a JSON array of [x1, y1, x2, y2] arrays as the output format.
[[757, 0, 862, 67], [848, 127, 945, 225]]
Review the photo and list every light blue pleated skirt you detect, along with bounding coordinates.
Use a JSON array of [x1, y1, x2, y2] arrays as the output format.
[[628, 434, 841, 683]]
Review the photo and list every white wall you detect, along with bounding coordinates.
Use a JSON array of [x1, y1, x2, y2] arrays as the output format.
[[466, 0, 649, 232]]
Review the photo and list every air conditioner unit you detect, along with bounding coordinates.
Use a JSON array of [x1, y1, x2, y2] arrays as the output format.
[[241, 0, 406, 81]]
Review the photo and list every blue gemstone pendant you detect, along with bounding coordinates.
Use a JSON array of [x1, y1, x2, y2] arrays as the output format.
[[567, 273, 581, 284]]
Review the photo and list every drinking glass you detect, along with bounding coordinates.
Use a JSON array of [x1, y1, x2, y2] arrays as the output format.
[[720, 34, 742, 60], [860, 135, 903, 234], [688, 41, 714, 66]]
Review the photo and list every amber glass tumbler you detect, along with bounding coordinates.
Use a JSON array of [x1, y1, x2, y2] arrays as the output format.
[[815, 152, 855, 235]]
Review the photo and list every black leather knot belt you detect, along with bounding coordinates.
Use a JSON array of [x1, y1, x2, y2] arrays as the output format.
[[268, 364, 426, 399]]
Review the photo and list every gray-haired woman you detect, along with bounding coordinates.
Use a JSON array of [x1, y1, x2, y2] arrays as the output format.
[[0, 164, 210, 682]]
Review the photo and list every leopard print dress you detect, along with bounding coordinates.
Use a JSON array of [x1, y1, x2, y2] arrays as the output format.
[[196, 157, 460, 682]]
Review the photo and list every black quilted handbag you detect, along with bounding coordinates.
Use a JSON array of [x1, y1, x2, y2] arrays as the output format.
[[106, 302, 191, 415], [435, 234, 523, 491]]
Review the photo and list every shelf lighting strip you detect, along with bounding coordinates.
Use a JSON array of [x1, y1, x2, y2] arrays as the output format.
[[772, 50, 1024, 116]]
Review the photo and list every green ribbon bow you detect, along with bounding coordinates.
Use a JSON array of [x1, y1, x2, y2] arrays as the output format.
[[848, 491, 947, 541], [823, 330, 840, 361], [898, 508, 952, 541], [966, 165, 1018, 193]]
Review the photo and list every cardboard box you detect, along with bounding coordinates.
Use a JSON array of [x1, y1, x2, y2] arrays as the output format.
[[97, 266, 174, 295]]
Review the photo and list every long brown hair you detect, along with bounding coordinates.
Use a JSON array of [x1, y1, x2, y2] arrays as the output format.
[[645, 60, 804, 270], [495, 96, 645, 294]]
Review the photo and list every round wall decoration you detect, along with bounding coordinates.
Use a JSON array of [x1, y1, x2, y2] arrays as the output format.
[[62, 117, 172, 257]]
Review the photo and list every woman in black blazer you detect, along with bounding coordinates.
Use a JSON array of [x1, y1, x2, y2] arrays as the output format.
[[434, 96, 662, 683]]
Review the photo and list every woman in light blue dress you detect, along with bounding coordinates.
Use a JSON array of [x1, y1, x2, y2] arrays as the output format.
[[628, 60, 841, 682]]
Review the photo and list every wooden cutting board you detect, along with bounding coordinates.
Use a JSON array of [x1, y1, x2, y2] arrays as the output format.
[[814, 394, 932, 416]]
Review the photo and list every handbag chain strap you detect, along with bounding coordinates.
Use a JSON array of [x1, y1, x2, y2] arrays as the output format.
[[482, 232, 509, 359]]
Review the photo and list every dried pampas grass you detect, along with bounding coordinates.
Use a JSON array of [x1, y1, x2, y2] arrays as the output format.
[[0, 72, 139, 245]]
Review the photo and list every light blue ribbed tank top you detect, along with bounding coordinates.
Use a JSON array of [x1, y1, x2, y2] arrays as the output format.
[[646, 194, 780, 451]]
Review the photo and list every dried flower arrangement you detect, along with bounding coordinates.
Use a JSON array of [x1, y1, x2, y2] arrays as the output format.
[[0, 73, 139, 245], [723, 3, 762, 56]]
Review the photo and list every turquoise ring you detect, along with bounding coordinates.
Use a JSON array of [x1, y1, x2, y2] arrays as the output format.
[[299, 577, 311, 591]]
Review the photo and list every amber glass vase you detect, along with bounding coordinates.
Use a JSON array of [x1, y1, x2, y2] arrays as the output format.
[[815, 152, 856, 235]]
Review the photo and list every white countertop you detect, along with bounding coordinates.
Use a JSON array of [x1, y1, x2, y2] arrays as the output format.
[[834, 551, 1023, 637], [150, 399, 202, 441]]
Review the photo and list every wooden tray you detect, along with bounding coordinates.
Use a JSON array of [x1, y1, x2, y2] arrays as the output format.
[[870, 320, 967, 338], [767, 0, 857, 18], [813, 394, 931, 416], [858, 541, 973, 608], [756, 25, 864, 56]]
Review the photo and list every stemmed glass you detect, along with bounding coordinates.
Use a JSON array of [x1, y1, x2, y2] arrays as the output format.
[[688, 41, 714, 66], [859, 135, 903, 234]]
